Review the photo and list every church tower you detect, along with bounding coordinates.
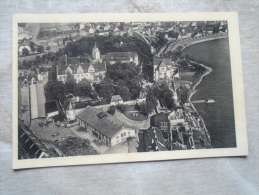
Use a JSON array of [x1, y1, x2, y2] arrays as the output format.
[[92, 42, 100, 60]]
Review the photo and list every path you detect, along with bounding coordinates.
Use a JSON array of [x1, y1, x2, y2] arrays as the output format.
[[69, 125, 109, 154]]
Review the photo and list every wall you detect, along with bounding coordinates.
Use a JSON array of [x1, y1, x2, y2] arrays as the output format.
[[111, 128, 136, 146]]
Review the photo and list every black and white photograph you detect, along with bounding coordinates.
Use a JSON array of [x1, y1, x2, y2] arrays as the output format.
[[13, 13, 248, 169]]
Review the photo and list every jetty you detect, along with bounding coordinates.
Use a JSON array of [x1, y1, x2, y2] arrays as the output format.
[[192, 98, 216, 104]]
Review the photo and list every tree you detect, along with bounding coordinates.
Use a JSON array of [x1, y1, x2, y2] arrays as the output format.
[[22, 48, 29, 56], [116, 104, 126, 113], [135, 102, 153, 116], [74, 79, 92, 97], [30, 42, 35, 53], [45, 80, 66, 102], [37, 45, 44, 53], [65, 72, 76, 93], [94, 78, 115, 101], [107, 106, 116, 115]]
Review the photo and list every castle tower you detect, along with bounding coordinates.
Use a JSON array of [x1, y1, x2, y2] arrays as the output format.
[[66, 101, 76, 121], [92, 42, 100, 60]]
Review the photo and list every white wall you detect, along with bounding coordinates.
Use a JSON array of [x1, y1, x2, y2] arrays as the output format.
[[111, 128, 136, 146]]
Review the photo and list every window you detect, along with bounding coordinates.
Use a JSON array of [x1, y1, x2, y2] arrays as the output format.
[[116, 136, 119, 139], [160, 122, 167, 126], [121, 132, 126, 137]]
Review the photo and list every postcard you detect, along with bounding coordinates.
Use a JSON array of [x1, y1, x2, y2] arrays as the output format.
[[13, 13, 248, 169]]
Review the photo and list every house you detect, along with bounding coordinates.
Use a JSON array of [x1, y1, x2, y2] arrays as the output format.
[[77, 108, 136, 147], [180, 26, 193, 37], [98, 30, 110, 36], [150, 112, 169, 132], [168, 109, 185, 127], [144, 127, 168, 151], [110, 95, 123, 106], [153, 58, 178, 86], [56, 43, 106, 84], [79, 23, 85, 30], [85, 26, 95, 34], [105, 52, 139, 65], [18, 39, 31, 53]]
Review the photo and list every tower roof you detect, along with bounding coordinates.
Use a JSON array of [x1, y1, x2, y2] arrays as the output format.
[[66, 101, 74, 111]]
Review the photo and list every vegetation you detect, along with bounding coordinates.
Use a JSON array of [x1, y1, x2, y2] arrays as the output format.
[[116, 104, 126, 114], [22, 48, 29, 56], [135, 102, 154, 116], [94, 62, 142, 102], [107, 106, 116, 115], [146, 82, 176, 110]]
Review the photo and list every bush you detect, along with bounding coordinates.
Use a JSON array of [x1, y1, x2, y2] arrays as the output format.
[[74, 101, 89, 109], [116, 104, 126, 113], [107, 106, 116, 115]]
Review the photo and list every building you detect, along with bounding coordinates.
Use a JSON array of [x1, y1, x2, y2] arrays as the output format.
[[105, 52, 139, 65], [29, 83, 46, 120], [144, 127, 168, 151], [18, 38, 31, 53], [56, 43, 107, 83], [110, 95, 123, 106], [77, 108, 136, 147], [153, 58, 178, 85], [150, 112, 169, 132], [168, 109, 185, 127], [65, 101, 76, 121]]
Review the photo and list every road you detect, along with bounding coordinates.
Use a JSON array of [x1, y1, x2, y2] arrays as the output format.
[[156, 32, 228, 57]]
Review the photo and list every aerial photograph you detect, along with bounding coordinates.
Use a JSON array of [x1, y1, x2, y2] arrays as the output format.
[[17, 20, 235, 159]]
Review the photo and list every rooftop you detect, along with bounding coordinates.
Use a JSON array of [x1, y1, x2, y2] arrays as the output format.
[[111, 95, 123, 102], [77, 107, 133, 138]]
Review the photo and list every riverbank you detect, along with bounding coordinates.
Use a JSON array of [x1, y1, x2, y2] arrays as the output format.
[[187, 60, 213, 147]]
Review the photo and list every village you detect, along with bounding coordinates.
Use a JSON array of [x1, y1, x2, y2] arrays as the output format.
[[17, 21, 229, 159]]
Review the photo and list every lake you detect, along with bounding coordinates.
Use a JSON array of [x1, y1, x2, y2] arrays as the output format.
[[182, 38, 236, 148]]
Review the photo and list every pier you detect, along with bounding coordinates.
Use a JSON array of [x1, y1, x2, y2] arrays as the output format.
[[192, 99, 216, 104]]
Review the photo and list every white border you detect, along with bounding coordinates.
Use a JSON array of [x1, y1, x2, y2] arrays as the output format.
[[13, 13, 248, 169]]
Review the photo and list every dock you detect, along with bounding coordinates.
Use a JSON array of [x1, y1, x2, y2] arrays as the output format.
[[192, 99, 216, 104]]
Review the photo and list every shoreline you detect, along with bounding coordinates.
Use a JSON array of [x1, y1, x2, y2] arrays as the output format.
[[166, 33, 228, 56], [178, 37, 230, 148], [187, 60, 213, 147]]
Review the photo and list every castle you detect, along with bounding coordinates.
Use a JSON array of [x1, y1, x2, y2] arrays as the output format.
[[57, 43, 139, 84]]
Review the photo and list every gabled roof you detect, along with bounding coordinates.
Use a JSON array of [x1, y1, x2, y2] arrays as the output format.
[[77, 107, 132, 138], [111, 95, 123, 102], [66, 101, 74, 111], [57, 57, 106, 75], [18, 38, 31, 48], [150, 112, 168, 126], [154, 58, 175, 69], [146, 127, 167, 151]]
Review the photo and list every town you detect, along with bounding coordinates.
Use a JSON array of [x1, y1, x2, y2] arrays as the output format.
[[17, 21, 228, 159]]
